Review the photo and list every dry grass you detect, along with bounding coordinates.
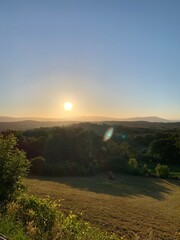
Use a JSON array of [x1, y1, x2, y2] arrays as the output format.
[[24, 175, 180, 240]]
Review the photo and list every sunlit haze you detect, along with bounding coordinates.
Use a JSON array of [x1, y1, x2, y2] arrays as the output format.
[[1, 1, 180, 120], [64, 102, 73, 111]]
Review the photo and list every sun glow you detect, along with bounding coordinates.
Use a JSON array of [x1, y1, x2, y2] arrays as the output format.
[[64, 102, 73, 111]]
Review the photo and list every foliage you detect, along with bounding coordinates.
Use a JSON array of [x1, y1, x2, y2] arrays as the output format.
[[30, 156, 45, 175], [155, 164, 169, 178], [140, 164, 149, 176], [18, 136, 46, 160], [0, 214, 29, 240], [12, 125, 180, 177], [0, 134, 30, 201], [6, 194, 58, 239], [2, 193, 120, 240], [107, 156, 128, 173], [147, 137, 180, 164], [128, 158, 139, 174]]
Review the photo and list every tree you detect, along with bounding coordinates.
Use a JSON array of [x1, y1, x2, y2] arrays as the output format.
[[0, 134, 29, 201], [76, 130, 103, 174], [147, 137, 179, 164], [118, 142, 136, 160]]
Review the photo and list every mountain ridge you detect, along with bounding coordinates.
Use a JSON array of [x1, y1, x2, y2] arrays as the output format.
[[0, 117, 180, 131], [0, 116, 175, 123]]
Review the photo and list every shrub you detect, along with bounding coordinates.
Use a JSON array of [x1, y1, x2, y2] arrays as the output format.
[[128, 158, 139, 174], [140, 164, 149, 176], [6, 194, 60, 239], [30, 156, 46, 176], [4, 194, 120, 240], [0, 134, 30, 202], [155, 164, 169, 178], [58, 211, 120, 240]]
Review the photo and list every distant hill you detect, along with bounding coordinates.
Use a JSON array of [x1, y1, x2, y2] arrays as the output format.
[[60, 116, 172, 122], [0, 115, 174, 123], [0, 118, 180, 132], [124, 116, 171, 122], [0, 120, 78, 131], [0, 116, 62, 122]]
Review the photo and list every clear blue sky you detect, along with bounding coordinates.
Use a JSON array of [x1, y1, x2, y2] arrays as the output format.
[[0, 0, 180, 119]]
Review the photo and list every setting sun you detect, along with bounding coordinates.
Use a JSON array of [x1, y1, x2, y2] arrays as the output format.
[[64, 102, 73, 111]]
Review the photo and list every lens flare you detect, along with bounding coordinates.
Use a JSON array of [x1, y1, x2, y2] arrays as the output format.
[[121, 133, 126, 140], [103, 127, 114, 142]]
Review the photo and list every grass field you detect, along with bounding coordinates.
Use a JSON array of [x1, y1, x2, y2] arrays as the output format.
[[24, 175, 180, 240]]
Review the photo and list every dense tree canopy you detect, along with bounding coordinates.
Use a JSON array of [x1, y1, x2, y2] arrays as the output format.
[[2, 124, 179, 178], [148, 137, 180, 164]]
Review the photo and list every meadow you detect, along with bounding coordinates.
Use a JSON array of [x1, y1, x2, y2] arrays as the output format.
[[24, 174, 180, 240], [1, 124, 180, 239]]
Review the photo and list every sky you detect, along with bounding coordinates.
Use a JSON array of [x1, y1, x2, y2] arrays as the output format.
[[0, 0, 180, 120]]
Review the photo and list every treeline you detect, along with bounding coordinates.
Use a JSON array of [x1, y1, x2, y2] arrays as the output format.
[[2, 123, 180, 177]]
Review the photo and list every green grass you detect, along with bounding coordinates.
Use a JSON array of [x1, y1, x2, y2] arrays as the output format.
[[0, 215, 29, 240], [24, 174, 180, 240]]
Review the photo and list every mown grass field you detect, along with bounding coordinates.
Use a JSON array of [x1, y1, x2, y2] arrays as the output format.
[[24, 175, 180, 240]]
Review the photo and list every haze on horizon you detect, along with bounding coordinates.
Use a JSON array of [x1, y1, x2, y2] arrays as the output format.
[[1, 1, 180, 120]]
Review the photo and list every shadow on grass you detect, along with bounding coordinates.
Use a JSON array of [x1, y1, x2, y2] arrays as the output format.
[[28, 174, 180, 200]]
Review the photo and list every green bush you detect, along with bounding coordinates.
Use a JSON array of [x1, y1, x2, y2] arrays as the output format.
[[0, 134, 30, 202], [59, 211, 120, 240], [155, 164, 169, 178], [7, 194, 58, 235], [4, 194, 120, 240], [128, 158, 139, 174]]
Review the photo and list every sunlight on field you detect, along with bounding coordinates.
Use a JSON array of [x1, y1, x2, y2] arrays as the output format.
[[24, 175, 180, 240]]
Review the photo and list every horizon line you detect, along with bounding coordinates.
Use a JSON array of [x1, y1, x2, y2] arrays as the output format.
[[0, 115, 180, 122]]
